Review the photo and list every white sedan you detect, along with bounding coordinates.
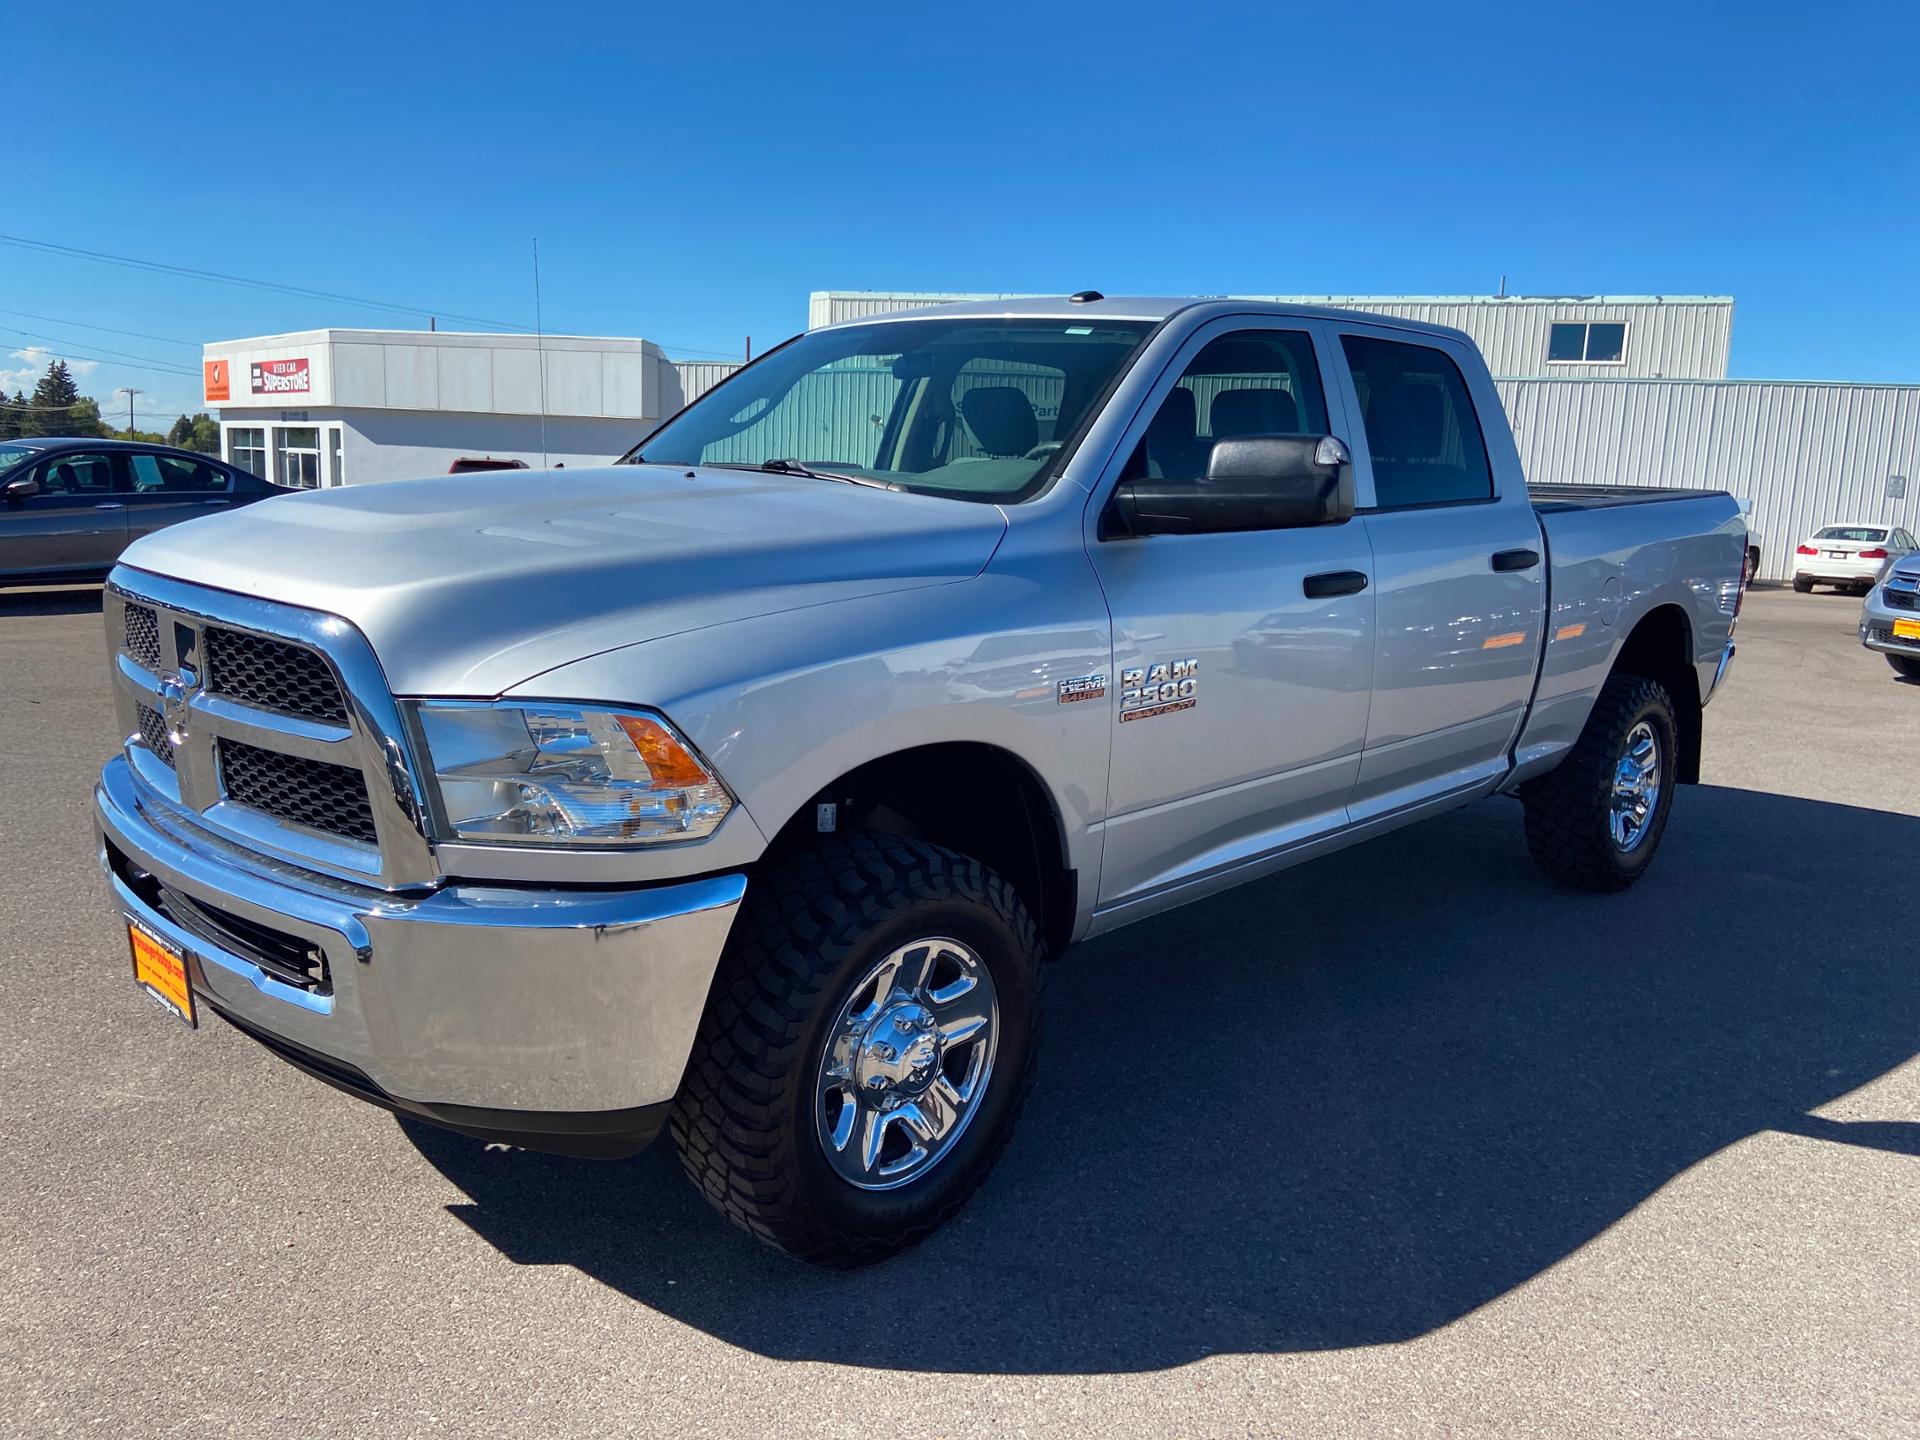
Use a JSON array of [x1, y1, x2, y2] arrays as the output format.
[[1791, 523, 1917, 594]]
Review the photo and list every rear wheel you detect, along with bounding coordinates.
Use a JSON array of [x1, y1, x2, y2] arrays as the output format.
[[1888, 654, 1920, 680], [671, 830, 1042, 1266], [1792, 576, 1814, 593], [1744, 547, 1759, 586], [1520, 673, 1679, 892]]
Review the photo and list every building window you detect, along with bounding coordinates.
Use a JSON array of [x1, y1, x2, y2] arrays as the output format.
[[328, 427, 343, 486], [1548, 322, 1628, 365], [228, 427, 267, 478], [275, 426, 322, 488]]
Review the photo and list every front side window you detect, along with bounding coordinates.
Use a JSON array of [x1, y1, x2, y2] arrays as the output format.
[[1342, 335, 1494, 509], [228, 427, 267, 478], [37, 452, 121, 497], [1548, 321, 1628, 365], [632, 317, 1155, 502], [1125, 329, 1328, 482]]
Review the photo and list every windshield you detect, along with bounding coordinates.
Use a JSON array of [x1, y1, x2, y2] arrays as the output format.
[[1814, 526, 1887, 543], [0, 443, 39, 477], [631, 317, 1155, 502]]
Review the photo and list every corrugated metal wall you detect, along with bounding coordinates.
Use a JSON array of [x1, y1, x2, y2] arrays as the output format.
[[1499, 379, 1920, 579], [807, 292, 1733, 380]]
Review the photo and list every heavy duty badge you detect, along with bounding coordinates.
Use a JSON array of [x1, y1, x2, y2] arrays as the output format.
[[1056, 674, 1107, 704], [1119, 658, 1198, 721]]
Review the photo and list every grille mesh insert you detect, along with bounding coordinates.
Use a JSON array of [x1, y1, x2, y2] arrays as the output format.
[[124, 604, 162, 669], [1884, 588, 1917, 613], [217, 739, 377, 844], [1866, 623, 1919, 650], [205, 627, 349, 725], [135, 704, 175, 768]]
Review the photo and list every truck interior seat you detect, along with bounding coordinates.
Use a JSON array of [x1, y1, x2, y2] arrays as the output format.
[[958, 386, 1040, 458]]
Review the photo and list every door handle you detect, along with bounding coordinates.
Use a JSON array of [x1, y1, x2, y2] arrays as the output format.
[[1303, 570, 1369, 598], [205, 498, 231, 506], [94, 502, 125, 510], [1492, 548, 1540, 572]]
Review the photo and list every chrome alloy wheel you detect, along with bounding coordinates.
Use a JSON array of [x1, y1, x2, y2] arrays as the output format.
[[815, 937, 1000, 1191], [1609, 720, 1662, 853]]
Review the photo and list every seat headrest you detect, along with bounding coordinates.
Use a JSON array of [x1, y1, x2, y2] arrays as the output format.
[[959, 386, 1039, 458], [1209, 387, 1300, 439]]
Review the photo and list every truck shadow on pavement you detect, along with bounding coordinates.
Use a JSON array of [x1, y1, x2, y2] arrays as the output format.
[[401, 783, 1919, 1374], [0, 586, 103, 617]]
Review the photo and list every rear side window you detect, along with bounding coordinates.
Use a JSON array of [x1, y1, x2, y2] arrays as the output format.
[[1341, 335, 1493, 509], [130, 454, 232, 493]]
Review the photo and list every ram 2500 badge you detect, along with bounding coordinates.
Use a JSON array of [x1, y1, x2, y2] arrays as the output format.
[[95, 296, 1744, 1265]]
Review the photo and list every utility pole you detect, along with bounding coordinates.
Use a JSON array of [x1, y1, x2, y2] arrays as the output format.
[[116, 387, 141, 438]]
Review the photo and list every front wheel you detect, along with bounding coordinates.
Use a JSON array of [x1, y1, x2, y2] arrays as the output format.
[[1889, 653, 1920, 680], [1520, 673, 1679, 892], [670, 830, 1042, 1266]]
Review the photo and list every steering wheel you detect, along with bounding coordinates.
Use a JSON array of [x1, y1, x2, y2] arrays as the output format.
[[1022, 441, 1063, 461]]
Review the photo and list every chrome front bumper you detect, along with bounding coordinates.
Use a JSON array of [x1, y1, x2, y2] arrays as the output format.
[[95, 755, 745, 1156]]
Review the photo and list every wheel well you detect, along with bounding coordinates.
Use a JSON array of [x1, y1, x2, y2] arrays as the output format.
[[1611, 604, 1703, 782], [768, 743, 1076, 958]]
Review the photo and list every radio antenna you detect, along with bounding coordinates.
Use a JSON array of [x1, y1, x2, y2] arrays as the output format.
[[533, 238, 549, 468]]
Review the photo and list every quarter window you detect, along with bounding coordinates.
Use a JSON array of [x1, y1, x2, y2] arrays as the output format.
[[1547, 321, 1628, 365], [1341, 335, 1494, 509], [1126, 329, 1328, 483]]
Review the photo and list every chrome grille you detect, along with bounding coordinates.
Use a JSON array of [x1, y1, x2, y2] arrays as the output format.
[[217, 739, 378, 845], [106, 575, 434, 888], [205, 626, 349, 725], [135, 704, 175, 769], [124, 604, 162, 669]]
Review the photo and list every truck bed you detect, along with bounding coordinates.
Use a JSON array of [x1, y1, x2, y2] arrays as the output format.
[[1529, 483, 1728, 514]]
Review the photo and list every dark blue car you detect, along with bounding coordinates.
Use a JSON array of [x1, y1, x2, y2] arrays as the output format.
[[0, 436, 291, 587]]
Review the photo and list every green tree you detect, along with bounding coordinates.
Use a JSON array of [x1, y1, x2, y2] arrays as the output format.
[[188, 414, 221, 453], [0, 392, 19, 441], [22, 359, 82, 437], [68, 396, 109, 439], [167, 415, 194, 448]]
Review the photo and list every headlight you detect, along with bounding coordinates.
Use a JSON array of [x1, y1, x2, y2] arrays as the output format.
[[410, 701, 732, 846]]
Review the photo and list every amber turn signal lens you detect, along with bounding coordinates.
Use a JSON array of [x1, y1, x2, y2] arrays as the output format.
[[615, 713, 714, 788]]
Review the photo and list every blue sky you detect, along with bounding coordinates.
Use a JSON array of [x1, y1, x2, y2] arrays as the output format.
[[6, 0, 1918, 423]]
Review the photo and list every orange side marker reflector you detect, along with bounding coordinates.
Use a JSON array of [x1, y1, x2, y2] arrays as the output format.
[[1482, 632, 1527, 650], [1555, 623, 1587, 641]]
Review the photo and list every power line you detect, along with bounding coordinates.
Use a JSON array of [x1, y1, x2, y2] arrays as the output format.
[[0, 323, 199, 375], [0, 307, 199, 349], [0, 231, 533, 332], [0, 233, 748, 361]]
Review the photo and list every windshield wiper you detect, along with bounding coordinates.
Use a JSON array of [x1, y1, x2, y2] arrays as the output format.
[[714, 459, 897, 489]]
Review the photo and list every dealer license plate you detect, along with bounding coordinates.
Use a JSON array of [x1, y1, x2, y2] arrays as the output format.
[[1894, 618, 1920, 640], [129, 920, 196, 1028]]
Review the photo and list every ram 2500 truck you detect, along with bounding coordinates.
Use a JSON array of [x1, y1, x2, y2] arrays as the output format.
[[94, 297, 1745, 1265]]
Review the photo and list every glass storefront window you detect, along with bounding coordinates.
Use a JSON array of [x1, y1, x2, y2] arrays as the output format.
[[228, 427, 267, 478], [275, 426, 322, 488]]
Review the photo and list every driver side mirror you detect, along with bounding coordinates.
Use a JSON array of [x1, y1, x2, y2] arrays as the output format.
[[1106, 434, 1353, 537], [3, 475, 41, 503]]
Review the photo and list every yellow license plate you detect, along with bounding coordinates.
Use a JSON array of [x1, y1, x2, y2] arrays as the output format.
[[1895, 618, 1920, 640], [129, 920, 196, 1028]]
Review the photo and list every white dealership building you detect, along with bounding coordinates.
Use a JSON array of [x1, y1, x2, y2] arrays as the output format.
[[200, 329, 685, 487]]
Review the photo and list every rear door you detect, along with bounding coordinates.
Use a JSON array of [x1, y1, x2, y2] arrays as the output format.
[[1086, 318, 1376, 912], [122, 451, 240, 545], [0, 449, 129, 578], [1328, 325, 1547, 821]]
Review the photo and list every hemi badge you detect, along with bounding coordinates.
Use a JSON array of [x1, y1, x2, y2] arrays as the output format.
[[1057, 674, 1107, 704]]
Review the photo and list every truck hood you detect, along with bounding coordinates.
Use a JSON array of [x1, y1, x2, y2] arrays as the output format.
[[119, 464, 1008, 695]]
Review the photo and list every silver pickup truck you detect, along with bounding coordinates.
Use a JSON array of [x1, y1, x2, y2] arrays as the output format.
[[94, 297, 1744, 1265]]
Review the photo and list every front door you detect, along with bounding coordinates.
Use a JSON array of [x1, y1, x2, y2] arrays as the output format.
[[1329, 326, 1547, 820], [0, 450, 128, 578], [1087, 320, 1375, 913]]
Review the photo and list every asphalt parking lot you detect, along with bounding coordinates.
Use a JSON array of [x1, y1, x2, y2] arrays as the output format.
[[2, 584, 1915, 1439]]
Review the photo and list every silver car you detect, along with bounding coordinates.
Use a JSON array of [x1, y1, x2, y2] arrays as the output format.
[[1861, 551, 1920, 679]]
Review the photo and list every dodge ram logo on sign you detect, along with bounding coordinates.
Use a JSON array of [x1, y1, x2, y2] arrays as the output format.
[[250, 358, 310, 395]]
